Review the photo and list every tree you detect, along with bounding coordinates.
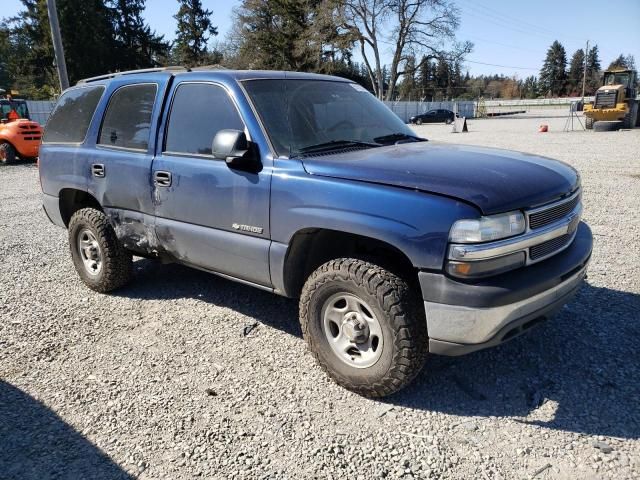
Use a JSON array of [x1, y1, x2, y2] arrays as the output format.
[[173, 0, 218, 67], [585, 45, 601, 94], [607, 54, 636, 71], [521, 75, 538, 99], [230, 0, 353, 73], [539, 40, 567, 96], [343, 0, 471, 100], [107, 0, 170, 70], [8, 0, 119, 94], [566, 48, 584, 96]]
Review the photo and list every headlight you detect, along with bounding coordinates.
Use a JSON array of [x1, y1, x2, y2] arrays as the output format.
[[449, 211, 526, 243]]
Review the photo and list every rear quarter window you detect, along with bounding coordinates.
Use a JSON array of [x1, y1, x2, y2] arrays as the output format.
[[98, 83, 157, 151], [43, 86, 105, 144]]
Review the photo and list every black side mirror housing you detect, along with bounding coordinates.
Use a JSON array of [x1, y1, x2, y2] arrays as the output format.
[[212, 129, 261, 172]]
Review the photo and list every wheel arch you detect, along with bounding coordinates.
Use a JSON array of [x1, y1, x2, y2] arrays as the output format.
[[59, 188, 103, 227], [280, 228, 417, 298]]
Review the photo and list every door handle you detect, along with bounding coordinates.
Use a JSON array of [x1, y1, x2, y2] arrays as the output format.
[[154, 170, 172, 187], [91, 163, 105, 177]]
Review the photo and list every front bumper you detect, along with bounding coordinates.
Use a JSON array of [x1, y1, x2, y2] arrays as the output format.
[[420, 221, 592, 356]]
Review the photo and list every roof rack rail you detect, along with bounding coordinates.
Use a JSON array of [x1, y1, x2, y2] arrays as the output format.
[[76, 66, 190, 85], [190, 64, 227, 71]]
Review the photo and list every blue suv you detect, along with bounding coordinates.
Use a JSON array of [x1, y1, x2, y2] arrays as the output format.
[[39, 68, 592, 397]]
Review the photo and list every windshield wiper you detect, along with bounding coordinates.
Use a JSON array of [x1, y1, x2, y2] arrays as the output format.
[[373, 133, 426, 144], [292, 139, 380, 157]]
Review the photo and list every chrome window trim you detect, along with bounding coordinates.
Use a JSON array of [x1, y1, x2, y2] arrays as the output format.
[[448, 203, 582, 265]]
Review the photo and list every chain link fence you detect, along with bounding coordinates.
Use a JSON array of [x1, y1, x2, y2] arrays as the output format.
[[26, 100, 56, 125], [383, 101, 476, 123]]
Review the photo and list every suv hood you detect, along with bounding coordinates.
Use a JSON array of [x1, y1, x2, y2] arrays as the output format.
[[300, 142, 579, 215]]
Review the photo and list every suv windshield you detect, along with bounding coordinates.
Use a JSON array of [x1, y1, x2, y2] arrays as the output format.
[[243, 79, 419, 157]]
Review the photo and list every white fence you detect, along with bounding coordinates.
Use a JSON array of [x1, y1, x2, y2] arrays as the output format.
[[384, 101, 476, 122]]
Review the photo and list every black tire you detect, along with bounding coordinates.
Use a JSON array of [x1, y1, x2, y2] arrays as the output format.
[[593, 120, 623, 132], [68, 208, 132, 293], [416, 118, 423, 125], [300, 258, 427, 397], [0, 142, 17, 164], [585, 116, 593, 130], [445, 118, 453, 125], [622, 103, 638, 129]]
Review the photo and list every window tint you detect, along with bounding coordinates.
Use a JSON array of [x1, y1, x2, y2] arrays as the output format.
[[165, 83, 244, 156], [99, 84, 157, 150], [43, 86, 104, 143]]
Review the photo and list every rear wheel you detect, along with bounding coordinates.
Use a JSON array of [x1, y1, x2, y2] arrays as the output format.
[[0, 143, 17, 164], [299, 258, 427, 397], [68, 208, 132, 292]]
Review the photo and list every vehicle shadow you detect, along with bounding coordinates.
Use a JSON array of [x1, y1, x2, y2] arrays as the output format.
[[0, 381, 133, 480], [120, 259, 640, 440]]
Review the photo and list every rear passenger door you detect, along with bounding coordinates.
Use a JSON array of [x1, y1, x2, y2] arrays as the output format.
[[88, 79, 168, 252], [151, 81, 272, 287]]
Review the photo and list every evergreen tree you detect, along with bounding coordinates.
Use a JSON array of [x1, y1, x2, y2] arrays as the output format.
[[398, 56, 416, 100], [566, 48, 584, 96], [539, 40, 567, 96], [173, 0, 218, 67], [108, 0, 169, 70], [607, 54, 636, 70], [11, 0, 118, 93], [586, 45, 601, 94]]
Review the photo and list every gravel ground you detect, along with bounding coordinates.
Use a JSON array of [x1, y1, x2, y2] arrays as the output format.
[[1, 112, 639, 479]]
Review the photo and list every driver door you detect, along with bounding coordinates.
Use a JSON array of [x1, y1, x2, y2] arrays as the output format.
[[152, 81, 272, 287]]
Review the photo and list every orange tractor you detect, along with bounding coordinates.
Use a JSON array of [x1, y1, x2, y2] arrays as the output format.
[[0, 93, 43, 164]]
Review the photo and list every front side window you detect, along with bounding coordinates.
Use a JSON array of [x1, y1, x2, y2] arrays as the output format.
[[243, 79, 416, 157], [164, 83, 244, 156], [99, 84, 157, 151], [43, 86, 105, 144]]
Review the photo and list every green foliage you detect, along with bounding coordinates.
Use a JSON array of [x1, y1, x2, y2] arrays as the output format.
[[1, 0, 169, 97], [566, 48, 584, 96], [173, 0, 217, 67], [607, 54, 636, 71], [539, 40, 567, 97]]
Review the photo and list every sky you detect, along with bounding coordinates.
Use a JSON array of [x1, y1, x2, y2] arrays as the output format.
[[3, 0, 640, 78]]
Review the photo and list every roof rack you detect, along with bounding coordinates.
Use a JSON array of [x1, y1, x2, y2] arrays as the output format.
[[76, 66, 190, 85]]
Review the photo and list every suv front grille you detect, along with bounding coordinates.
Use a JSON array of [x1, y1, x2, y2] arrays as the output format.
[[529, 233, 572, 261], [594, 90, 617, 108], [529, 193, 580, 229]]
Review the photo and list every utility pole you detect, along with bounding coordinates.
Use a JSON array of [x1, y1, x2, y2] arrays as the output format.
[[46, 0, 69, 91], [581, 39, 589, 103]]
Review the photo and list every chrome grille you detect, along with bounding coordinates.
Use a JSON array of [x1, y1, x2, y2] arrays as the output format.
[[529, 193, 580, 229], [529, 234, 572, 261]]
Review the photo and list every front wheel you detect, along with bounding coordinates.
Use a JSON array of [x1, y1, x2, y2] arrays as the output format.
[[445, 118, 453, 125], [0, 143, 17, 164], [585, 116, 593, 130], [68, 208, 132, 292], [299, 258, 427, 397], [416, 118, 423, 125]]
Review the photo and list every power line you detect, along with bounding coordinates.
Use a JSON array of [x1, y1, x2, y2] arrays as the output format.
[[463, 59, 539, 71]]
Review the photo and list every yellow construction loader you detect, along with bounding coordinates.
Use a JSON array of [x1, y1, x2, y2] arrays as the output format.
[[584, 69, 639, 130]]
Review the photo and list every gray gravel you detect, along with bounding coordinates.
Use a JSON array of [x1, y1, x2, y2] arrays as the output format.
[[1, 113, 639, 479]]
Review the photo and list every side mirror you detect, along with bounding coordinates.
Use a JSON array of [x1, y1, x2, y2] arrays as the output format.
[[212, 129, 260, 172]]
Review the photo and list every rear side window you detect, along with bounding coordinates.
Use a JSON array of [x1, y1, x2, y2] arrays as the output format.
[[99, 83, 157, 151], [164, 83, 244, 156], [43, 86, 104, 144]]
